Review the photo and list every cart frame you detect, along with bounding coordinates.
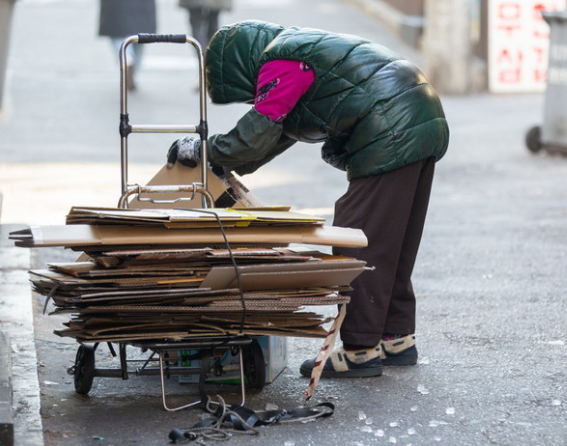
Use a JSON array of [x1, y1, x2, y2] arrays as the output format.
[[69, 34, 264, 411], [118, 33, 212, 208]]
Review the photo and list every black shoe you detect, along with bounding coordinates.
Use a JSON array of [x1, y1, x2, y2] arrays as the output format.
[[299, 346, 383, 379], [381, 335, 418, 366]]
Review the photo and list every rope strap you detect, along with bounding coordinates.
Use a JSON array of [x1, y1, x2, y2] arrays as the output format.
[[169, 396, 335, 444]]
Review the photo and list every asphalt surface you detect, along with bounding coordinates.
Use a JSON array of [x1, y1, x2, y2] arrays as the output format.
[[1, 0, 567, 446]]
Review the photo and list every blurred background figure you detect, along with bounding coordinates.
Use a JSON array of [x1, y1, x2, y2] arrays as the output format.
[[178, 0, 233, 50], [98, 0, 157, 91]]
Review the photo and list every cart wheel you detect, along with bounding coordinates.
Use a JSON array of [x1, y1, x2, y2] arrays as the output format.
[[74, 345, 95, 395], [243, 339, 265, 390], [526, 125, 543, 153]]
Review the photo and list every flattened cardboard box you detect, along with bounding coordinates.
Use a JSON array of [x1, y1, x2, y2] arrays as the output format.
[[129, 163, 263, 209], [12, 164, 369, 383], [65, 206, 326, 227], [10, 224, 367, 249], [201, 259, 367, 290]]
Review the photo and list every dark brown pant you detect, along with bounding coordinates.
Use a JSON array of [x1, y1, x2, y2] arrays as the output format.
[[333, 157, 436, 347]]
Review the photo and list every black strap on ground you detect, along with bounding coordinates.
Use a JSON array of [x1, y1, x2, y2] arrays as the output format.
[[168, 399, 335, 444]]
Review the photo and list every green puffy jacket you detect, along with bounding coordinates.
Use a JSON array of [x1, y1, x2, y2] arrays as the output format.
[[205, 21, 449, 180]]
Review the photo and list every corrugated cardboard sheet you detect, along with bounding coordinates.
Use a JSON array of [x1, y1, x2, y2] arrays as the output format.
[[10, 167, 370, 348]]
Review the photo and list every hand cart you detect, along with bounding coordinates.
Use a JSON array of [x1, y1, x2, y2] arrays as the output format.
[[67, 33, 265, 411]]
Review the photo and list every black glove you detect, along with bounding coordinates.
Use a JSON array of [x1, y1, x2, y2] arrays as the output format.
[[166, 137, 202, 168]]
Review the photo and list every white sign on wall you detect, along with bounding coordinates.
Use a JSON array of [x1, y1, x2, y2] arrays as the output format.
[[489, 0, 567, 93]]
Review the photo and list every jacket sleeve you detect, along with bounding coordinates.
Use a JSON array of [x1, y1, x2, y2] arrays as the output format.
[[321, 136, 349, 171], [207, 108, 296, 176]]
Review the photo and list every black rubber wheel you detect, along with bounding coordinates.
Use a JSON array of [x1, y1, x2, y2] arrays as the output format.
[[526, 125, 543, 153], [243, 339, 265, 390], [74, 344, 95, 395]]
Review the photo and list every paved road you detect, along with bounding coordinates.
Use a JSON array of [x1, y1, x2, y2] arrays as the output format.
[[2, 0, 567, 446]]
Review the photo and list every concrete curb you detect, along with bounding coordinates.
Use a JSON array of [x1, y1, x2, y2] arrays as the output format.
[[0, 225, 43, 446], [0, 332, 14, 446]]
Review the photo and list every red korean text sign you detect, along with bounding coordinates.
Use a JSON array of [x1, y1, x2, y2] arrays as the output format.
[[489, 0, 567, 93]]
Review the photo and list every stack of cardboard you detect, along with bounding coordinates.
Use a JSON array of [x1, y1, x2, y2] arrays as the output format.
[[11, 206, 368, 344]]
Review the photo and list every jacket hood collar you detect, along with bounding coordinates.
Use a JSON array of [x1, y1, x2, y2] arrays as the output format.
[[205, 20, 285, 104]]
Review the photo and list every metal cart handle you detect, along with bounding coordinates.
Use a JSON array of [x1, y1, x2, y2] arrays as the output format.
[[118, 184, 214, 209], [118, 34, 210, 208], [137, 34, 188, 44]]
